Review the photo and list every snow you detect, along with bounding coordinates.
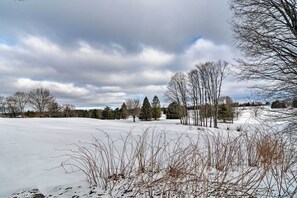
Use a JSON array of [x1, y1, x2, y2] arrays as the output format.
[[0, 108, 292, 197], [0, 117, 199, 197]]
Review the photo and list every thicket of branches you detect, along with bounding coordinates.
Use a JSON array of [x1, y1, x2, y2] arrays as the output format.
[[230, 0, 297, 132], [62, 127, 297, 197]]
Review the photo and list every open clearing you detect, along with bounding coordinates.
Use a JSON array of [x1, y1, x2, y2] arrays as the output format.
[[0, 109, 286, 197], [0, 117, 201, 197]]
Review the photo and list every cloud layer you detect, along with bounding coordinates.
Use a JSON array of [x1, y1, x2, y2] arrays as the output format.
[[0, 0, 248, 107]]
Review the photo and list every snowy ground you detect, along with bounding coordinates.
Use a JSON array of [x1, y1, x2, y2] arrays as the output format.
[[0, 117, 196, 197], [0, 108, 284, 197]]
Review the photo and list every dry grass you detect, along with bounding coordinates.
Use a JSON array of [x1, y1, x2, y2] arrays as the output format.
[[256, 134, 285, 167], [61, 127, 297, 197]]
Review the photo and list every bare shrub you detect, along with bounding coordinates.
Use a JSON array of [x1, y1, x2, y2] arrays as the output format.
[[61, 127, 297, 197], [256, 134, 285, 168]]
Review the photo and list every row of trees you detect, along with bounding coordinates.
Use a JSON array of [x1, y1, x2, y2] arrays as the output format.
[[78, 96, 161, 122], [165, 60, 228, 128], [61, 95, 162, 122], [270, 98, 297, 109], [125, 96, 161, 122], [166, 97, 236, 124], [72, 105, 129, 120], [0, 88, 162, 122], [0, 88, 65, 117]]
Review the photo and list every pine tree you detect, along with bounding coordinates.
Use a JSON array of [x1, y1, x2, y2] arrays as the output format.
[[83, 110, 89, 118], [271, 100, 286, 109], [218, 104, 233, 123], [102, 106, 115, 120], [114, 108, 121, 119], [91, 109, 99, 119], [151, 95, 161, 120], [120, 102, 129, 119], [139, 97, 152, 121], [102, 106, 109, 119], [166, 102, 181, 119]]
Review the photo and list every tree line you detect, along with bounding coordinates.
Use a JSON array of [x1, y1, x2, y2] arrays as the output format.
[[0, 88, 61, 117], [0, 87, 162, 121], [76, 95, 161, 122], [123, 96, 162, 122]]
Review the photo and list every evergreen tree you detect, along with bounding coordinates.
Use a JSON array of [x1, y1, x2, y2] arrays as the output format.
[[151, 95, 161, 120], [91, 109, 100, 119], [139, 97, 152, 121], [114, 108, 121, 119], [120, 102, 129, 119], [218, 104, 233, 123], [26, 110, 36, 118], [102, 106, 109, 119], [83, 110, 89, 118], [161, 107, 167, 115], [271, 100, 286, 109], [166, 102, 180, 119], [102, 106, 115, 120]]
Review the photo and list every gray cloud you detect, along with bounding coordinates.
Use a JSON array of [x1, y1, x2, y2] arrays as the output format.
[[0, 0, 232, 51], [0, 0, 248, 108]]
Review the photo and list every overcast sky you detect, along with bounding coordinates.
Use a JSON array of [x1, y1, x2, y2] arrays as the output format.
[[0, 0, 249, 108]]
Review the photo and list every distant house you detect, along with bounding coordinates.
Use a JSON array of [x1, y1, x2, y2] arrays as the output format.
[[218, 96, 233, 105]]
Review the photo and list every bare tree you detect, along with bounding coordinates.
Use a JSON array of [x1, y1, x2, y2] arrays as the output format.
[[230, 0, 297, 130], [165, 72, 189, 125], [63, 104, 76, 117], [28, 88, 55, 117], [196, 61, 228, 128], [0, 96, 6, 115], [126, 98, 141, 122], [251, 106, 262, 118], [196, 62, 212, 127], [48, 100, 61, 117], [166, 62, 227, 127], [9, 92, 28, 117], [188, 69, 202, 126], [211, 61, 228, 128], [6, 96, 18, 117], [188, 66, 211, 127]]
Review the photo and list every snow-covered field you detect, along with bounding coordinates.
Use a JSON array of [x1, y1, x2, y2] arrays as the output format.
[[0, 117, 201, 197], [0, 108, 294, 197]]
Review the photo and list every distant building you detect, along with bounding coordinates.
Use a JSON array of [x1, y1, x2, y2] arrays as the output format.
[[218, 96, 233, 105]]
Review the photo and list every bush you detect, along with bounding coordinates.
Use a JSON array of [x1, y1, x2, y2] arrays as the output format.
[[256, 134, 284, 168], [61, 128, 297, 197], [271, 100, 286, 108]]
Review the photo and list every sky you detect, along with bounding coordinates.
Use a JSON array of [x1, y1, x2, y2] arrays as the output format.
[[0, 0, 250, 108]]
